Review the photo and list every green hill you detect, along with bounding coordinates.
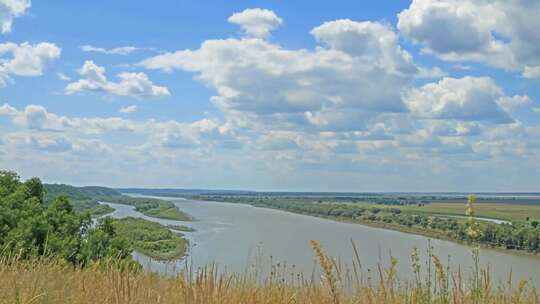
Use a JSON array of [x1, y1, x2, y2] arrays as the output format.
[[44, 184, 121, 202], [44, 184, 120, 216]]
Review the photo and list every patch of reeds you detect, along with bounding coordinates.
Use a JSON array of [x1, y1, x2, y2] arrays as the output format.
[[0, 240, 538, 304]]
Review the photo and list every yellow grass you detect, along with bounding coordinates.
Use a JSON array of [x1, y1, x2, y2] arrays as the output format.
[[399, 202, 540, 222], [1, 243, 538, 304]]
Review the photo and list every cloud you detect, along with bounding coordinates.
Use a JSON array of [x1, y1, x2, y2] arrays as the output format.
[[0, 42, 61, 86], [80, 45, 141, 55], [311, 19, 417, 76], [140, 18, 429, 133], [119, 105, 137, 113], [404, 76, 514, 123], [3, 103, 136, 133], [397, 0, 540, 74], [228, 8, 282, 39], [154, 118, 241, 150], [20, 104, 48, 129], [5, 133, 73, 153], [28, 135, 73, 152], [0, 0, 30, 34], [134, 10, 540, 185], [0, 103, 16, 115], [65, 61, 170, 98], [2, 100, 539, 190], [2, 8, 538, 190], [256, 131, 300, 150], [523, 66, 540, 79], [57, 72, 71, 81]]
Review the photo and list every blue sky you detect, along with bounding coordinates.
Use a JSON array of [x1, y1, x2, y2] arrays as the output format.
[[0, 0, 539, 191]]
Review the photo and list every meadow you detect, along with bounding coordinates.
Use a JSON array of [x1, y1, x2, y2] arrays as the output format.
[[400, 202, 540, 223]]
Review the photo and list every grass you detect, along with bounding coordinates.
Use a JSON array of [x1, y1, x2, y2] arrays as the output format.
[[113, 217, 189, 260], [86, 203, 116, 217], [316, 201, 540, 223], [0, 242, 538, 304], [399, 202, 540, 222], [142, 204, 191, 221]]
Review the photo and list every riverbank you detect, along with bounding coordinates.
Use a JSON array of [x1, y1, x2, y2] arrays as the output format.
[[185, 195, 540, 258], [317, 214, 540, 259]]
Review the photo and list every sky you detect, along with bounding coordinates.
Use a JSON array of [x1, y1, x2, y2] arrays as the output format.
[[0, 0, 539, 192]]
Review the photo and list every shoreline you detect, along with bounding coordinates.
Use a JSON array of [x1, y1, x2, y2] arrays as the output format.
[[186, 197, 540, 260]]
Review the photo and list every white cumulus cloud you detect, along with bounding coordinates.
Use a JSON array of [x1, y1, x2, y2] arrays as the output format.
[[228, 8, 282, 39], [404, 76, 514, 123], [65, 61, 170, 98], [398, 0, 540, 74], [0, 42, 61, 87], [140, 17, 430, 132], [0, 0, 30, 34]]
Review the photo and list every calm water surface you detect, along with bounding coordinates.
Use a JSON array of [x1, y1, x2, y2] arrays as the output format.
[[101, 196, 540, 287]]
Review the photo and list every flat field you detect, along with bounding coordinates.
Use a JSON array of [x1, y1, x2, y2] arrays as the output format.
[[399, 202, 540, 222]]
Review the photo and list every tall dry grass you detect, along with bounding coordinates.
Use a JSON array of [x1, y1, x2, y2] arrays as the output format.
[[1, 242, 538, 304]]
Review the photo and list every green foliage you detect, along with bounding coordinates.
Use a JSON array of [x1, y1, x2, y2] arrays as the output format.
[[107, 196, 191, 221], [113, 217, 188, 260], [44, 184, 121, 203], [45, 184, 189, 220], [0, 170, 133, 266], [43, 184, 119, 217]]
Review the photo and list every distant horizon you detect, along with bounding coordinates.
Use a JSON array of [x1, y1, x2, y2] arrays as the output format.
[[38, 181, 540, 196]]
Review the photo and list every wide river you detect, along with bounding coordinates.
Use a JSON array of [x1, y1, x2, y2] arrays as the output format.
[[102, 196, 540, 288]]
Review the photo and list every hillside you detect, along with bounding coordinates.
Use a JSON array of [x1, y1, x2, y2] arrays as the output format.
[[44, 184, 121, 216], [44, 184, 121, 203]]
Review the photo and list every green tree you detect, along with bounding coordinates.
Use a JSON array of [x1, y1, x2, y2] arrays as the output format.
[[0, 171, 134, 266]]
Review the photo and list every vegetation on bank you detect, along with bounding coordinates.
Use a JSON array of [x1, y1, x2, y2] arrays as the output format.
[[1, 242, 538, 304], [113, 217, 189, 260], [189, 195, 540, 254], [167, 224, 196, 232], [76, 201, 115, 217], [106, 196, 192, 221], [400, 202, 540, 223]]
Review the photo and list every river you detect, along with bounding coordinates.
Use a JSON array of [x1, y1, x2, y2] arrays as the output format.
[[101, 196, 540, 288]]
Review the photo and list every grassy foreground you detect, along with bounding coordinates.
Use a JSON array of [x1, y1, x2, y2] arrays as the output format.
[[1, 243, 538, 304]]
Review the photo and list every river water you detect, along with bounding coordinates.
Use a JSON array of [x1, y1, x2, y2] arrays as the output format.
[[101, 196, 540, 288]]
